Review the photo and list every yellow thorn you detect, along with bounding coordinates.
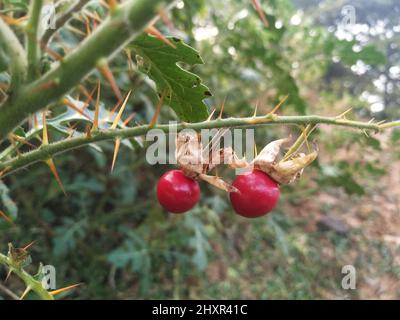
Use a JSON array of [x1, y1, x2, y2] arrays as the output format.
[[19, 286, 31, 300], [82, 10, 103, 23], [282, 125, 316, 161], [0, 210, 15, 226], [251, 0, 269, 27], [33, 113, 38, 129], [206, 109, 216, 122], [267, 95, 289, 116], [46, 159, 67, 196], [363, 129, 370, 137], [0, 15, 28, 26], [4, 269, 12, 283], [111, 138, 121, 172], [253, 101, 258, 117], [150, 91, 166, 128], [82, 85, 98, 112], [40, 43, 64, 61], [65, 25, 86, 37], [146, 25, 176, 48], [108, 97, 123, 121], [123, 113, 136, 127], [63, 98, 92, 120], [9, 133, 35, 148], [92, 81, 101, 131], [302, 126, 312, 153], [218, 97, 227, 119], [22, 240, 36, 251], [98, 62, 123, 100], [254, 144, 258, 157], [336, 107, 353, 119], [111, 91, 132, 129], [84, 15, 91, 35], [78, 85, 91, 99], [0, 167, 11, 178], [50, 283, 83, 296], [377, 120, 386, 125], [368, 118, 375, 124], [42, 111, 49, 145]]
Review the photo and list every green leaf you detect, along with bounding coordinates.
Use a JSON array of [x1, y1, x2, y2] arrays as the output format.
[[131, 34, 210, 122]]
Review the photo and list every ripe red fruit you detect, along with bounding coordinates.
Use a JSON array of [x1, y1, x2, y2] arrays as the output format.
[[157, 170, 200, 213], [229, 170, 280, 218]]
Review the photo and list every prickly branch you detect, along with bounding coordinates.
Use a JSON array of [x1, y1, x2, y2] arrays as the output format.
[[0, 245, 54, 300], [0, 18, 27, 94], [0, 244, 81, 300], [0, 113, 399, 177], [0, 0, 176, 141]]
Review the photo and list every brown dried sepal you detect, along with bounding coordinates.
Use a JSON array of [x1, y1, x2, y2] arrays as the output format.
[[175, 131, 245, 192], [251, 138, 318, 185]]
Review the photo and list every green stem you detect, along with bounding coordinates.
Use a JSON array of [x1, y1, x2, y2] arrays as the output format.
[[26, 0, 44, 82], [0, 114, 398, 176], [0, 18, 27, 95], [0, 0, 175, 141], [380, 120, 400, 129], [0, 252, 54, 300], [41, 0, 91, 46]]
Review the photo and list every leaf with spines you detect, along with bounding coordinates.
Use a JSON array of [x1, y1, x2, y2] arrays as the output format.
[[131, 34, 210, 122]]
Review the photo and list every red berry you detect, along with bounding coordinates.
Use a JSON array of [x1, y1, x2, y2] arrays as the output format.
[[157, 170, 200, 213], [229, 170, 280, 218]]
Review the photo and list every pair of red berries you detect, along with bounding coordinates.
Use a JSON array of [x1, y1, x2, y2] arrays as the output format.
[[156, 169, 280, 218]]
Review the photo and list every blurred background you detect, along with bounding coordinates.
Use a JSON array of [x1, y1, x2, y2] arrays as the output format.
[[1, 0, 400, 299]]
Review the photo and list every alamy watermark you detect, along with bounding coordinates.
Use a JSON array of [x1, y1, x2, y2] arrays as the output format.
[[145, 124, 255, 172], [340, 5, 356, 30], [41, 2, 56, 31], [41, 264, 56, 290], [341, 265, 356, 290]]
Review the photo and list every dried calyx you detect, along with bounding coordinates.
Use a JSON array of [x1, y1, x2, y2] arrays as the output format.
[[175, 131, 247, 192], [175, 130, 318, 191], [251, 138, 318, 185]]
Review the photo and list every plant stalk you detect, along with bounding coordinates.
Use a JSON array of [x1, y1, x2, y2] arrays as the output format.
[[0, 0, 175, 141], [0, 18, 28, 95], [0, 252, 54, 300], [26, 0, 44, 81], [0, 114, 398, 176]]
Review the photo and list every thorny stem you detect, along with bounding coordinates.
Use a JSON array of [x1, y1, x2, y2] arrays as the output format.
[[0, 18, 27, 94], [380, 120, 400, 129], [0, 114, 398, 177], [0, 0, 175, 141], [26, 0, 44, 81], [0, 252, 54, 300]]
